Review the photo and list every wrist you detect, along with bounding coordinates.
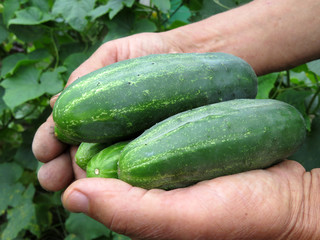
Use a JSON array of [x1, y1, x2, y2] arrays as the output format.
[[163, 2, 272, 75], [164, 0, 320, 76]]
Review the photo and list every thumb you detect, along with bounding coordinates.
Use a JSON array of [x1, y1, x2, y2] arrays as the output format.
[[62, 178, 202, 240]]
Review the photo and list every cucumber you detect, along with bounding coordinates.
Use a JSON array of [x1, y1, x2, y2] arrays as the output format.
[[75, 142, 112, 170], [54, 126, 80, 145], [118, 99, 306, 190], [86, 141, 128, 178], [53, 52, 258, 143]]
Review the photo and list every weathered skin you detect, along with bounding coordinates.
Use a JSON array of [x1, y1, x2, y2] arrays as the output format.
[[53, 53, 258, 143], [118, 99, 306, 190]]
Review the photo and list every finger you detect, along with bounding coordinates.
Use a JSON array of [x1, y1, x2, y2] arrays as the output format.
[[66, 41, 119, 86], [70, 145, 86, 180], [38, 153, 73, 191], [62, 161, 307, 240], [32, 115, 67, 162], [38, 152, 74, 191], [49, 41, 119, 108], [266, 159, 306, 178], [62, 178, 201, 239]]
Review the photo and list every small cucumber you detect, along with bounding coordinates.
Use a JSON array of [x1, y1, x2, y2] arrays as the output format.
[[86, 141, 129, 178], [75, 142, 112, 170]]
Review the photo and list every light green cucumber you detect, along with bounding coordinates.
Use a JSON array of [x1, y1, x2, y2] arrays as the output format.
[[86, 141, 129, 178], [75, 142, 112, 170]]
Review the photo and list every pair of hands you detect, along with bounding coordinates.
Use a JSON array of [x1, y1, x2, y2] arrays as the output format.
[[32, 33, 317, 239]]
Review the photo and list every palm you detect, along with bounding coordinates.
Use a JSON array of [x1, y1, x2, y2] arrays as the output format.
[[33, 33, 314, 239], [63, 160, 305, 240]]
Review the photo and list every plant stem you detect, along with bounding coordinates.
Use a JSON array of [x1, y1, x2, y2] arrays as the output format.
[[213, 0, 231, 10], [286, 70, 290, 87], [306, 87, 320, 114], [161, 2, 184, 25], [55, 205, 67, 237], [270, 72, 284, 99], [50, 30, 59, 69], [306, 73, 320, 114]]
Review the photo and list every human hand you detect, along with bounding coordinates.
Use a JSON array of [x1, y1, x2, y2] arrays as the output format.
[[32, 32, 183, 191], [62, 160, 320, 240]]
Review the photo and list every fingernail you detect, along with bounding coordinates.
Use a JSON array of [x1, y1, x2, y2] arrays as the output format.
[[64, 190, 89, 213]]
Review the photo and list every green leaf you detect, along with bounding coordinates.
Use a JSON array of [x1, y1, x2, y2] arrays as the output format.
[[1, 53, 25, 77], [290, 71, 313, 87], [307, 59, 320, 76], [3, 0, 20, 26], [112, 232, 131, 240], [52, 0, 96, 31], [1, 184, 36, 240], [0, 86, 8, 115], [0, 128, 23, 153], [40, 68, 65, 95], [185, 0, 203, 12], [89, 0, 135, 20], [108, 0, 135, 19], [1, 66, 44, 110], [64, 234, 82, 240], [290, 115, 320, 171], [63, 52, 90, 78], [276, 88, 313, 130], [0, 162, 23, 185], [34, 191, 63, 207], [167, 0, 191, 25], [0, 182, 25, 214], [65, 213, 111, 240], [33, 204, 53, 233], [276, 89, 313, 113], [12, 102, 39, 120], [58, 42, 87, 63], [89, 4, 111, 21], [194, 0, 250, 21], [133, 18, 157, 33], [31, 0, 50, 12], [291, 63, 309, 73], [9, 24, 46, 42], [153, 0, 171, 13], [256, 73, 278, 99], [0, 15, 9, 43], [103, 11, 134, 42], [14, 144, 38, 171], [1, 48, 51, 78], [8, 6, 53, 25]]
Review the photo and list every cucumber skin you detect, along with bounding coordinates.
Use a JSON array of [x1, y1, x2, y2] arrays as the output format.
[[86, 141, 128, 178], [54, 126, 80, 145], [75, 142, 112, 170], [53, 52, 258, 143], [118, 99, 306, 190]]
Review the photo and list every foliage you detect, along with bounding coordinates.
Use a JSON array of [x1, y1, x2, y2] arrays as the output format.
[[256, 63, 320, 170], [0, 0, 319, 239]]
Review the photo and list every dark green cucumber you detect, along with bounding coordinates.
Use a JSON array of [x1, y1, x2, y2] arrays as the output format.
[[86, 141, 128, 178], [75, 142, 112, 170], [54, 126, 80, 145], [118, 99, 306, 190], [53, 52, 258, 143]]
